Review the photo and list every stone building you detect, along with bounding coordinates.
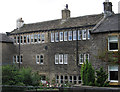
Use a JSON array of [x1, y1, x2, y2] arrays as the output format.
[[4, 0, 120, 85]]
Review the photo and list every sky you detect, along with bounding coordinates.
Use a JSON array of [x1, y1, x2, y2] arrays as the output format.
[[0, 0, 120, 33]]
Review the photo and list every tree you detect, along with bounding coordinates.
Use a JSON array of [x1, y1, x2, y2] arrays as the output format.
[[81, 61, 95, 86]]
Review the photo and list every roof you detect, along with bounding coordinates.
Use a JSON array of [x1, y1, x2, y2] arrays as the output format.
[[92, 13, 120, 33], [10, 14, 103, 34], [0, 34, 13, 43]]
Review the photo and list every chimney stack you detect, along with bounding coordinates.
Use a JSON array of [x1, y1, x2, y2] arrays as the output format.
[[103, 0, 113, 15], [16, 18, 24, 29], [62, 4, 71, 20]]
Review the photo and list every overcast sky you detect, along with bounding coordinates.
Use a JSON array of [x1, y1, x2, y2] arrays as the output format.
[[0, 0, 119, 33]]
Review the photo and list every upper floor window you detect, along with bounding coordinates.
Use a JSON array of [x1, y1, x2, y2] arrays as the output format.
[[20, 36, 23, 44], [64, 31, 68, 41], [23, 35, 26, 44], [41, 33, 45, 43], [34, 34, 38, 43], [68, 31, 72, 41], [36, 54, 44, 64], [27, 35, 30, 44], [87, 29, 90, 40], [82, 30, 86, 40], [78, 30, 82, 40], [14, 36, 16, 44], [31, 34, 34, 43], [51, 32, 54, 42], [64, 54, 68, 64], [13, 55, 22, 64], [59, 32, 63, 41], [55, 54, 59, 64], [17, 36, 19, 44], [55, 32, 59, 42], [79, 53, 89, 64], [38, 34, 41, 43], [108, 36, 118, 51], [73, 31, 77, 40]]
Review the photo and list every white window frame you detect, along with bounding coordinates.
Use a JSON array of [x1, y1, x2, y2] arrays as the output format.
[[64, 54, 68, 64], [108, 65, 118, 82], [34, 34, 38, 43], [51, 32, 54, 42], [41, 33, 45, 43], [73, 31, 77, 40], [64, 31, 68, 41], [40, 55, 44, 64], [82, 30, 86, 40], [87, 29, 90, 40], [59, 32, 63, 41], [31, 34, 34, 43], [68, 31, 72, 41], [38, 34, 41, 43], [13, 56, 16, 63], [108, 36, 118, 51], [59, 54, 63, 64], [55, 54, 59, 64], [79, 54, 84, 64], [55, 32, 59, 42], [36, 55, 40, 64]]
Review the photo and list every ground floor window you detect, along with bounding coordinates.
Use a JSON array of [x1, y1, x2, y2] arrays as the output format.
[[108, 65, 118, 82]]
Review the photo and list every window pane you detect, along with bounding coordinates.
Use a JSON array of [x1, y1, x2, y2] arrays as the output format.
[[40, 55, 44, 64], [38, 34, 41, 43], [20, 36, 23, 44], [31, 34, 34, 43], [78, 30, 82, 40], [109, 36, 118, 41], [109, 43, 118, 50], [82, 30, 86, 40], [73, 31, 76, 40], [20, 55, 23, 63], [79, 54, 83, 64], [24, 35, 26, 44], [59, 54, 63, 64], [55, 54, 59, 64], [64, 31, 67, 41], [51, 32, 54, 42], [64, 54, 68, 64], [59, 32, 63, 41], [87, 29, 90, 39], [34, 34, 38, 43], [17, 36, 19, 44], [14, 36, 16, 43], [27, 35, 30, 43], [68, 31, 72, 41], [110, 71, 118, 80], [41, 33, 45, 43], [55, 32, 59, 42]]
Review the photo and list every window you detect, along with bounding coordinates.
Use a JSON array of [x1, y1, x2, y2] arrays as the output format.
[[23, 35, 26, 44], [64, 31, 68, 41], [78, 76, 81, 84], [34, 34, 38, 43], [27, 35, 30, 44], [56, 75, 59, 83], [82, 30, 86, 40], [13, 56, 16, 63], [69, 76, 72, 83], [59, 32, 63, 41], [36, 55, 40, 64], [55, 32, 59, 42], [59, 54, 63, 64], [79, 53, 89, 64], [68, 31, 72, 41], [31, 34, 34, 43], [73, 31, 77, 40], [41, 33, 45, 43], [20, 36, 23, 44], [60, 75, 63, 83], [64, 76, 68, 84], [87, 29, 90, 39], [55, 54, 59, 64], [20, 55, 23, 63], [13, 55, 23, 64], [108, 36, 118, 51], [108, 65, 118, 82], [38, 34, 41, 43], [17, 55, 19, 63], [78, 30, 82, 40], [40, 55, 44, 64], [51, 32, 54, 42], [79, 54, 84, 64], [64, 54, 68, 64], [17, 36, 19, 44], [73, 76, 77, 84]]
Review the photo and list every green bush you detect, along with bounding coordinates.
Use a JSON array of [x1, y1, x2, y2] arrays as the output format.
[[95, 67, 109, 87], [81, 61, 95, 86]]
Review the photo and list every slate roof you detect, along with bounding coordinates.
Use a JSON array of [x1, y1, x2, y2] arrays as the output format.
[[0, 34, 13, 43], [92, 13, 120, 33], [10, 14, 103, 34]]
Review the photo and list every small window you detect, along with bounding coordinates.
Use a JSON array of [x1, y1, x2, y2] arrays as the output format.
[[55, 54, 59, 64], [51, 32, 54, 42], [59, 32, 63, 41], [82, 30, 86, 40], [38, 34, 41, 43], [31, 34, 34, 43], [55, 32, 59, 42], [68, 31, 72, 41], [17, 36, 20, 44], [87, 29, 90, 39], [41, 33, 45, 43], [27, 35, 30, 44], [78, 30, 82, 40], [60, 75, 63, 83], [34, 34, 38, 43], [78, 76, 81, 84], [73, 76, 77, 84], [108, 36, 118, 51], [36, 55, 40, 64], [108, 65, 118, 82], [56, 75, 59, 83], [64, 31, 68, 41], [23, 35, 26, 44], [20, 36, 23, 44], [69, 76, 72, 83], [13, 56, 16, 63], [59, 54, 63, 64], [73, 31, 77, 40], [64, 54, 68, 64], [14, 36, 16, 44], [40, 55, 44, 64], [17, 55, 19, 63], [65, 76, 68, 84], [79, 54, 84, 64], [20, 55, 23, 64]]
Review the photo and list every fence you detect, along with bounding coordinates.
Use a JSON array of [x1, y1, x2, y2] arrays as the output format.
[[1, 85, 120, 92]]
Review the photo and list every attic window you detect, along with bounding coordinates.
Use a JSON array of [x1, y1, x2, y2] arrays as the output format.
[[108, 36, 118, 51]]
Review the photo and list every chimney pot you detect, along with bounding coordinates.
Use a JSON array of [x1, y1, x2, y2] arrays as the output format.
[[62, 4, 70, 20]]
